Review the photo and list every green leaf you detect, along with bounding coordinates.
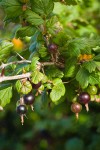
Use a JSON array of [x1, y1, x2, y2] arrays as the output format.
[[83, 61, 97, 73], [16, 26, 37, 37], [30, 0, 54, 16], [24, 10, 44, 26], [29, 42, 37, 52], [64, 57, 77, 77], [89, 74, 100, 85], [41, 75, 48, 83], [67, 41, 81, 57], [0, 40, 13, 53], [88, 36, 100, 48], [0, 85, 12, 107], [65, 65, 76, 77], [50, 79, 65, 102], [66, 38, 89, 57], [31, 70, 44, 84], [38, 45, 48, 58], [15, 80, 32, 94], [93, 46, 100, 52], [95, 62, 100, 70], [15, 80, 22, 93], [30, 56, 40, 71], [93, 54, 100, 61], [45, 66, 64, 79], [0, 0, 22, 19], [79, 36, 100, 53], [66, 37, 100, 57], [76, 68, 90, 88], [0, 40, 13, 63], [20, 81, 32, 94], [65, 84, 76, 101], [53, 78, 63, 85]]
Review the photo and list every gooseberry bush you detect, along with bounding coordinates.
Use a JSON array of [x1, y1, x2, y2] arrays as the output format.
[[0, 0, 100, 124]]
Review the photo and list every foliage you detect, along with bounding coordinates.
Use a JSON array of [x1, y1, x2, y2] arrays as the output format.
[[0, 0, 99, 107], [0, 0, 100, 149]]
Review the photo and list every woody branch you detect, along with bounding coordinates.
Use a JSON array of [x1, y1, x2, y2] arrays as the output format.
[[0, 60, 64, 83]]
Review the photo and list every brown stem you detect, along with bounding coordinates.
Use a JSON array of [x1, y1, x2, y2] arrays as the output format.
[[21, 115, 24, 125], [20, 97, 24, 105], [0, 60, 31, 69], [75, 113, 79, 119], [0, 61, 64, 83], [85, 103, 89, 112], [1, 68, 5, 76], [31, 105, 34, 111], [0, 72, 31, 83]]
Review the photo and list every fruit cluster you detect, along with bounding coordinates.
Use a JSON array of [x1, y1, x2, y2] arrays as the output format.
[[71, 85, 100, 119], [16, 81, 42, 125], [71, 92, 90, 119], [16, 93, 35, 125]]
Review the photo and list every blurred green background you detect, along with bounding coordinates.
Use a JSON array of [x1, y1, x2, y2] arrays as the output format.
[[0, 94, 100, 150], [0, 1, 100, 150]]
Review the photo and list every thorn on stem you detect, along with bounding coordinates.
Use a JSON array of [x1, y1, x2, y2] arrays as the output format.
[[16, 52, 25, 60]]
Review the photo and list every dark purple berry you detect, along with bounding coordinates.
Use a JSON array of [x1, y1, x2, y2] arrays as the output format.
[[16, 105, 27, 115], [71, 102, 82, 119], [71, 102, 82, 113], [32, 82, 41, 89], [48, 43, 58, 53], [78, 92, 90, 104], [24, 93, 35, 105], [78, 92, 90, 111]]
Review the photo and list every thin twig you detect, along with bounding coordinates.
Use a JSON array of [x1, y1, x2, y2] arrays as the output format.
[[42, 62, 64, 68], [0, 72, 31, 83], [63, 78, 75, 84], [0, 61, 64, 70], [0, 61, 64, 83], [0, 60, 31, 69], [16, 52, 25, 60]]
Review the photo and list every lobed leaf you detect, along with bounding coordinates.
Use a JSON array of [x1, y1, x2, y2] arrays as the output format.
[[0, 0, 22, 18], [15, 80, 32, 94], [30, 56, 40, 71], [76, 67, 90, 88], [82, 61, 97, 73], [45, 66, 64, 79], [64, 57, 77, 77], [31, 70, 44, 84], [0, 84, 12, 107], [24, 10, 44, 26], [0, 40, 13, 63], [50, 79, 65, 102], [16, 26, 37, 38], [30, 0, 54, 16], [89, 74, 100, 85]]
